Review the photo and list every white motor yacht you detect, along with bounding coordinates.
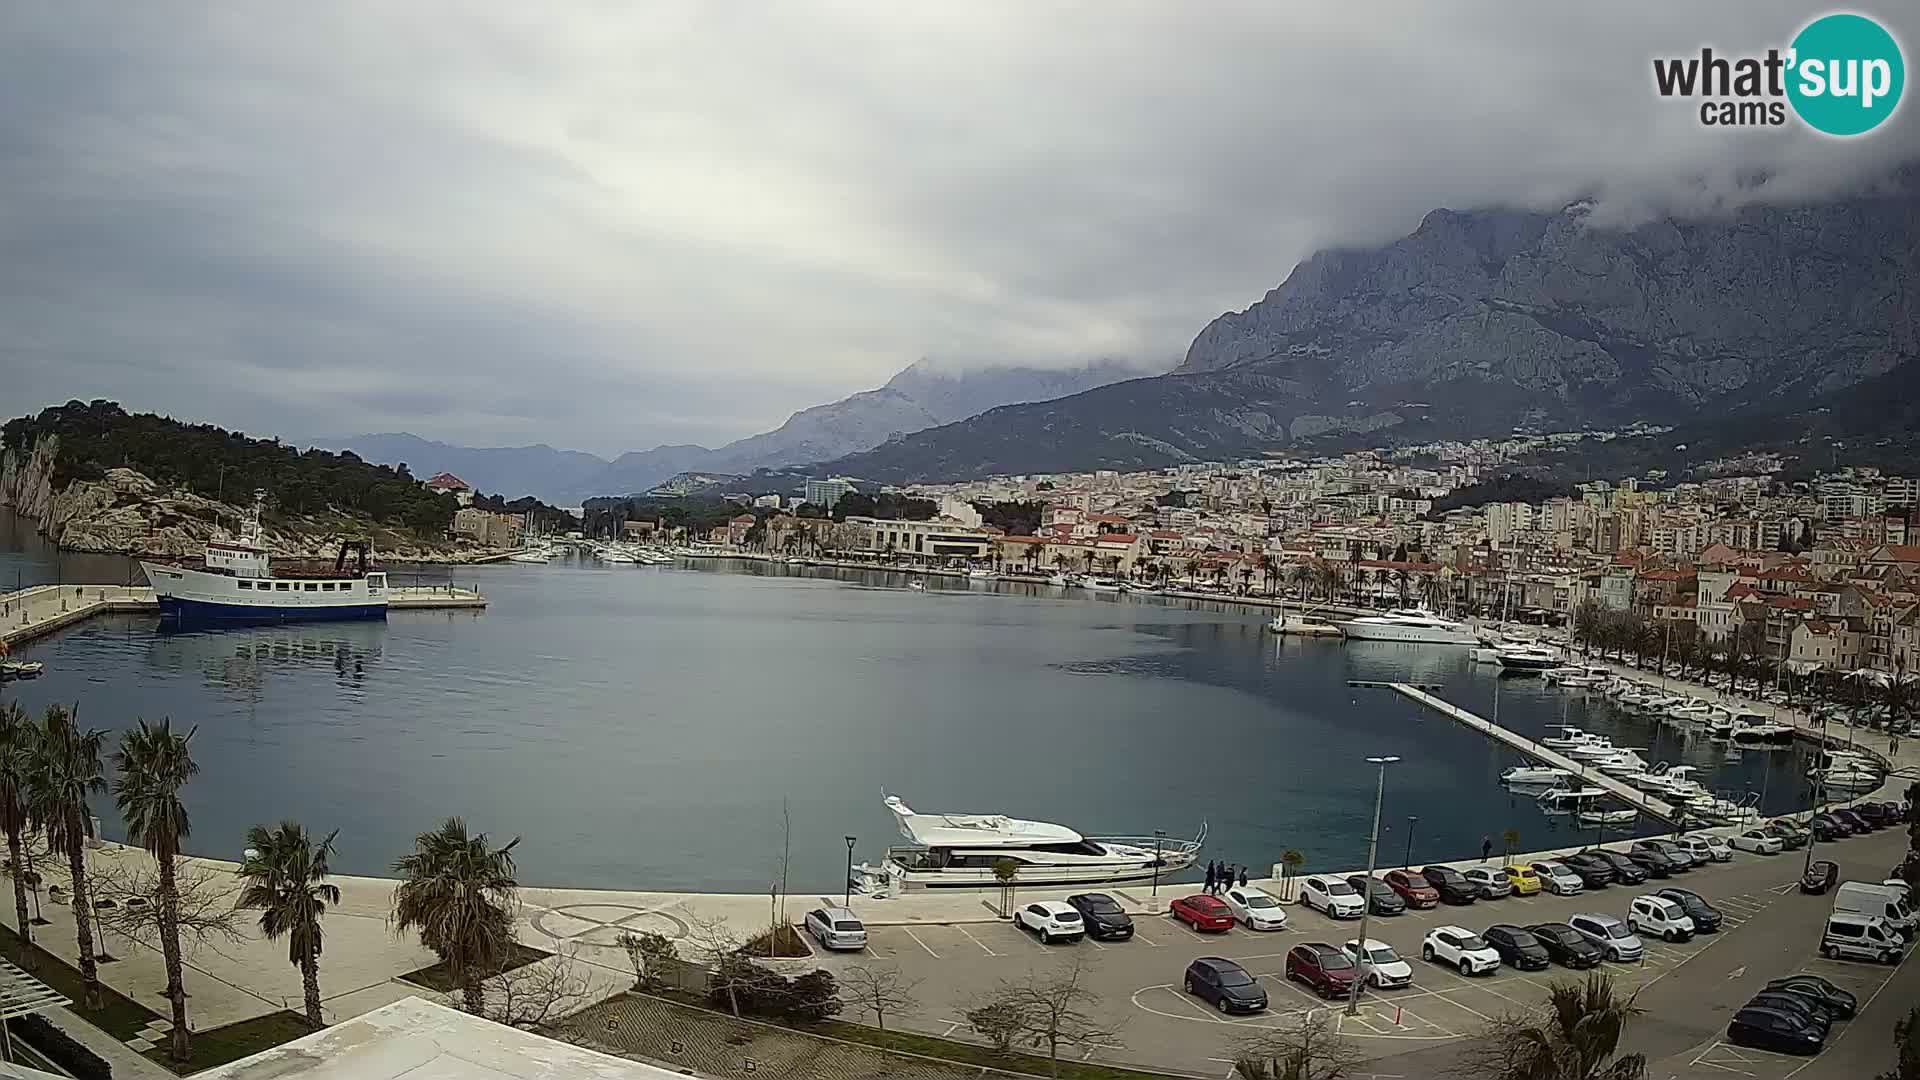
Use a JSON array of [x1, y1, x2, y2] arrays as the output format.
[[1541, 726, 1592, 750], [1081, 578, 1124, 593], [507, 547, 551, 564], [1731, 721, 1795, 748], [1667, 700, 1718, 726], [1595, 749, 1651, 777], [1501, 764, 1573, 785], [967, 568, 994, 579], [1537, 786, 1614, 816], [1564, 738, 1620, 762], [1335, 607, 1480, 646], [1497, 644, 1563, 672], [851, 794, 1203, 893], [1577, 808, 1640, 827]]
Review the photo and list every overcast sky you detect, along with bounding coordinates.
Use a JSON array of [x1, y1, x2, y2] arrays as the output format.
[[4, 3, 1916, 456]]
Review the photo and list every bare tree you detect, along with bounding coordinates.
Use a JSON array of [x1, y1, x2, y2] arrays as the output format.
[[1233, 1014, 1362, 1080], [841, 964, 919, 1034], [684, 912, 753, 1017], [616, 930, 678, 992], [975, 957, 1124, 1077], [92, 858, 244, 958], [484, 946, 594, 1032]]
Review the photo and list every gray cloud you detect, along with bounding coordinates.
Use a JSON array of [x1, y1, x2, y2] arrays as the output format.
[[3, 3, 1916, 455]]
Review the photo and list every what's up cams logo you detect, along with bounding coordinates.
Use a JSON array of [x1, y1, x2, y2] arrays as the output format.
[[1653, 12, 1904, 136]]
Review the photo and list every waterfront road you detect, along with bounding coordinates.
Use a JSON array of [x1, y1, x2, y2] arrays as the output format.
[[804, 822, 1914, 1078]]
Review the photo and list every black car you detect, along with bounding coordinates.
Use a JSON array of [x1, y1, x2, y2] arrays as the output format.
[[1855, 803, 1895, 827], [1746, 991, 1835, 1028], [1419, 866, 1480, 905], [1483, 924, 1551, 970], [1762, 821, 1808, 849], [1809, 812, 1851, 840], [1184, 956, 1268, 1014], [1066, 893, 1134, 940], [1833, 808, 1874, 833], [1727, 1006, 1827, 1055], [1801, 860, 1839, 895], [1627, 842, 1679, 877], [1346, 874, 1406, 916], [1561, 852, 1617, 888], [1656, 887, 1723, 932], [1592, 850, 1649, 885], [1764, 974, 1859, 1018], [1527, 922, 1604, 968]]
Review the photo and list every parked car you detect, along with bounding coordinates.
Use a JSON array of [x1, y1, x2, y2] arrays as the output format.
[[1744, 990, 1835, 1027], [1623, 844, 1677, 878], [1461, 866, 1513, 899], [1382, 869, 1440, 908], [1727, 1006, 1827, 1055], [1066, 893, 1134, 941], [1645, 838, 1701, 868], [1224, 886, 1289, 931], [1342, 938, 1414, 989], [1762, 821, 1808, 849], [1627, 894, 1695, 942], [1527, 922, 1604, 968], [802, 906, 868, 951], [1567, 912, 1645, 962], [1561, 852, 1618, 889], [1421, 926, 1501, 975], [1730, 830, 1785, 855], [1833, 808, 1875, 833], [1763, 974, 1858, 1018], [1528, 861, 1586, 895], [1655, 887, 1722, 932], [1346, 874, 1407, 916], [1590, 850, 1648, 885], [1675, 835, 1734, 863], [1482, 924, 1551, 970], [1014, 901, 1086, 943], [1802, 860, 1839, 895], [1169, 894, 1234, 932], [1420, 866, 1482, 905], [1285, 942, 1360, 999], [1299, 876, 1366, 919], [1183, 956, 1268, 1014], [1808, 813, 1851, 840], [1855, 803, 1896, 827], [1501, 864, 1543, 896], [1821, 913, 1905, 964]]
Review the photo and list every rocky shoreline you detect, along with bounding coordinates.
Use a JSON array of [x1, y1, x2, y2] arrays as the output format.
[[0, 434, 501, 565]]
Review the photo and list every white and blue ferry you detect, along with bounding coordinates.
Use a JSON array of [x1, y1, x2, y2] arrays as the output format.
[[141, 503, 388, 623]]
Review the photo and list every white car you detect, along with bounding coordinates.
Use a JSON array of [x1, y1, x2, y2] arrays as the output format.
[[1013, 901, 1085, 943], [1224, 886, 1290, 931], [802, 906, 868, 951], [1300, 875, 1366, 919], [1343, 938, 1413, 988], [1675, 835, 1733, 863], [1729, 830, 1784, 855], [1627, 895, 1696, 943], [1531, 861, 1585, 896], [1422, 926, 1501, 975]]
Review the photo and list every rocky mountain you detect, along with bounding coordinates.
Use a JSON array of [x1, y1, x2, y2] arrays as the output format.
[[819, 179, 1920, 483], [333, 359, 1149, 501]]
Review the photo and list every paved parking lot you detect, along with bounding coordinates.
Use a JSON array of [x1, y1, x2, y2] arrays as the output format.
[[801, 832, 1915, 1078]]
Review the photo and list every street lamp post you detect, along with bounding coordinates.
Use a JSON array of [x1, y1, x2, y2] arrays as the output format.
[[1348, 756, 1400, 1017], [1402, 816, 1418, 871], [843, 836, 857, 908], [1151, 830, 1167, 898]]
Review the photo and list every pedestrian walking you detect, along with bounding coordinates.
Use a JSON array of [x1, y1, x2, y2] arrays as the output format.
[[1482, 835, 1493, 863], [1204, 861, 1217, 895], [1237, 866, 1249, 889]]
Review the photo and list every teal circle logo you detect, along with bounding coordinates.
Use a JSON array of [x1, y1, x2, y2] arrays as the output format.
[[1787, 13, 1904, 136]]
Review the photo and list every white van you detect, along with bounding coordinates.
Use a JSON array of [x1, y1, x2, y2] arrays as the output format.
[[1821, 913, 1903, 964], [1833, 882, 1916, 939], [1627, 895, 1696, 942]]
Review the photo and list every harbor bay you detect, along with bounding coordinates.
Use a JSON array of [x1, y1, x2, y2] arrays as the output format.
[[2, 513, 1818, 895]]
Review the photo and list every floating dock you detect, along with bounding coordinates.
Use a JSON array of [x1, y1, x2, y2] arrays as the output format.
[[1387, 682, 1680, 824], [3, 582, 486, 646]]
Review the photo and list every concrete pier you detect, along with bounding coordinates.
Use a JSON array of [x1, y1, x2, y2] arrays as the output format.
[[1388, 681, 1681, 823], [2, 582, 486, 646]]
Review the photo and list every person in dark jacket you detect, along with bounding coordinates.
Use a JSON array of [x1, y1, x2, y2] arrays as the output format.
[[1204, 861, 1217, 895], [1237, 865, 1249, 888], [1482, 836, 1493, 862]]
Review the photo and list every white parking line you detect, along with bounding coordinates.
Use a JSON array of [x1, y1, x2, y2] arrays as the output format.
[[901, 927, 940, 958], [955, 925, 1000, 956]]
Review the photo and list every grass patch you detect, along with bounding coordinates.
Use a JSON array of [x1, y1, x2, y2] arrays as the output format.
[[814, 1020, 1172, 1080], [742, 924, 813, 959], [0, 920, 161, 1041], [142, 1011, 315, 1075], [398, 941, 551, 993]]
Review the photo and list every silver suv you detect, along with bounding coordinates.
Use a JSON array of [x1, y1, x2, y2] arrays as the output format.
[[1567, 912, 1644, 962], [803, 905, 868, 950]]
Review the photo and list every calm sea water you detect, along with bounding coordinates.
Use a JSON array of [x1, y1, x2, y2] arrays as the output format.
[[1, 511, 1816, 893]]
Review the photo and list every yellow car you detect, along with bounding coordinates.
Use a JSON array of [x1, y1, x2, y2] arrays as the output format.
[[1502, 864, 1543, 896]]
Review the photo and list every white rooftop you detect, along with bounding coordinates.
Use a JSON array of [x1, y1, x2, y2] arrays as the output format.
[[197, 997, 682, 1080]]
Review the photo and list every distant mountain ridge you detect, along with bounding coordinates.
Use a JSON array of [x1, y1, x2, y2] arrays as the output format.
[[817, 176, 1920, 483], [329, 359, 1151, 501]]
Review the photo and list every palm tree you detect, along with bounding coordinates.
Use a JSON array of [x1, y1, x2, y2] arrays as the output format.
[[391, 817, 520, 1015], [1476, 973, 1647, 1079], [112, 718, 199, 1061], [0, 703, 36, 970], [1051, 552, 1072, 575], [1289, 564, 1313, 600], [1392, 568, 1412, 605], [238, 822, 341, 1029], [28, 704, 107, 1010]]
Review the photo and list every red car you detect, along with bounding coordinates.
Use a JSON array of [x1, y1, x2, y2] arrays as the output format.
[[1169, 894, 1234, 932], [1285, 942, 1360, 999], [1383, 869, 1440, 908]]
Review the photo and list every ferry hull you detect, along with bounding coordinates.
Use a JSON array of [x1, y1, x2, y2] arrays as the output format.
[[158, 596, 388, 624]]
